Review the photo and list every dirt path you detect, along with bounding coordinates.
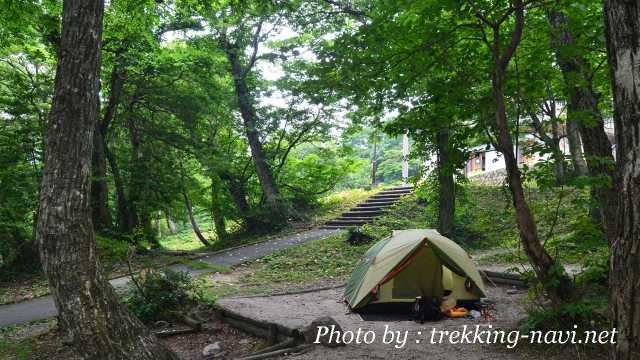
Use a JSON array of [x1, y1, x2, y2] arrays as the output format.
[[0, 228, 340, 328]]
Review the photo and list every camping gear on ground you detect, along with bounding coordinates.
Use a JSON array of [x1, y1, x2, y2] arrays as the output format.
[[446, 307, 469, 318], [344, 229, 487, 312], [440, 294, 457, 313], [410, 296, 443, 323]]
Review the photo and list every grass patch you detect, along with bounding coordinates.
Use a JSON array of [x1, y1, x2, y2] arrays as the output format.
[[0, 338, 36, 360], [158, 187, 377, 252], [456, 185, 607, 263], [203, 233, 370, 301], [0, 275, 49, 306], [244, 233, 368, 285], [173, 258, 232, 273]]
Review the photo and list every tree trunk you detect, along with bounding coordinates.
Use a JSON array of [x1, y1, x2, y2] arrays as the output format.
[[165, 210, 177, 235], [90, 64, 125, 231], [436, 129, 455, 237], [126, 115, 142, 232], [223, 174, 258, 230], [155, 211, 162, 239], [226, 49, 282, 215], [565, 119, 589, 176], [550, 115, 566, 184], [182, 190, 210, 247], [371, 137, 378, 186], [210, 175, 228, 240], [604, 1, 640, 358], [36, 1, 177, 358], [90, 126, 112, 231], [484, 1, 572, 304], [547, 6, 618, 242], [105, 142, 135, 233]]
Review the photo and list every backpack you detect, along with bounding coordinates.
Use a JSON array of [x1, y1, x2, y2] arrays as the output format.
[[411, 296, 443, 323]]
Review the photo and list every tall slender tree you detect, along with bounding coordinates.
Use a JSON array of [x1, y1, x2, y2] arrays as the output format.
[[603, 1, 640, 359], [36, 0, 177, 358], [547, 2, 617, 241]]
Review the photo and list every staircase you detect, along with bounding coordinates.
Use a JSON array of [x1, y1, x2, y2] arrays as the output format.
[[322, 185, 414, 229]]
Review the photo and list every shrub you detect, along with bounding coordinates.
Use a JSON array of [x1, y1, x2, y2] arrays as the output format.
[[346, 227, 375, 245], [521, 299, 608, 334], [0, 225, 40, 280], [122, 269, 205, 323], [578, 247, 609, 285]]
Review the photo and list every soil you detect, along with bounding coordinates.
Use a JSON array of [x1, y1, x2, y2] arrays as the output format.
[[1, 317, 261, 360], [0, 275, 49, 305], [161, 320, 263, 360], [216, 284, 608, 360]]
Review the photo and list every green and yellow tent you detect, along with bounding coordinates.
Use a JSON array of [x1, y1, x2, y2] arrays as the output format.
[[344, 229, 486, 310]]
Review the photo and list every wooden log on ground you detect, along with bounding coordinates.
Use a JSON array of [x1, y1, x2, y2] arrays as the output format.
[[172, 311, 202, 330], [479, 270, 527, 288], [481, 270, 523, 281], [235, 344, 314, 360], [153, 327, 197, 338], [215, 305, 300, 340], [250, 338, 297, 356]]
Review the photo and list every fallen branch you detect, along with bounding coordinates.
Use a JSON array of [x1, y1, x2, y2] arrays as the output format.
[[251, 338, 296, 356], [153, 327, 197, 338], [235, 344, 314, 360], [171, 311, 203, 330], [480, 270, 527, 288]]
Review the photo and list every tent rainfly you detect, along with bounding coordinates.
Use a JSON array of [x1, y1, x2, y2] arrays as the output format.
[[344, 229, 487, 310]]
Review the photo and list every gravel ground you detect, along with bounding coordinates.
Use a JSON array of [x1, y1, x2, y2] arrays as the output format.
[[217, 285, 606, 360]]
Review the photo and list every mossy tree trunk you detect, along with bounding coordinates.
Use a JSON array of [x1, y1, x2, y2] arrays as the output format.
[[603, 1, 640, 358], [36, 1, 177, 358]]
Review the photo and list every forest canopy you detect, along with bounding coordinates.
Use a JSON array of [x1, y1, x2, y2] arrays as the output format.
[[0, 0, 639, 359]]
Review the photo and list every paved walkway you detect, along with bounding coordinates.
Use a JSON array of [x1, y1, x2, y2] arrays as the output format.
[[0, 228, 341, 328]]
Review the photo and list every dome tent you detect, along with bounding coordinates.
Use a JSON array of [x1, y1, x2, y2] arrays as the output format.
[[344, 229, 486, 311]]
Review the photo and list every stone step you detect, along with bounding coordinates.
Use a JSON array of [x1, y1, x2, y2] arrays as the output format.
[[368, 195, 403, 201], [376, 190, 411, 196], [334, 215, 377, 221], [363, 199, 397, 205], [325, 219, 371, 226], [322, 186, 414, 228], [356, 203, 394, 210], [343, 209, 385, 216]]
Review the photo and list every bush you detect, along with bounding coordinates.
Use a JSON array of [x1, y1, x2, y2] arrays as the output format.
[[521, 299, 608, 334], [122, 269, 206, 323], [0, 225, 40, 280], [346, 227, 374, 245], [578, 247, 609, 285]]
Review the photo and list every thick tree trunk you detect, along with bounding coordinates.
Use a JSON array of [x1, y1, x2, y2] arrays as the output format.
[[547, 6, 618, 242], [604, 2, 640, 358], [182, 190, 210, 247], [484, 1, 572, 304], [565, 119, 589, 176], [226, 49, 282, 215], [436, 129, 455, 237], [36, 1, 177, 359]]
